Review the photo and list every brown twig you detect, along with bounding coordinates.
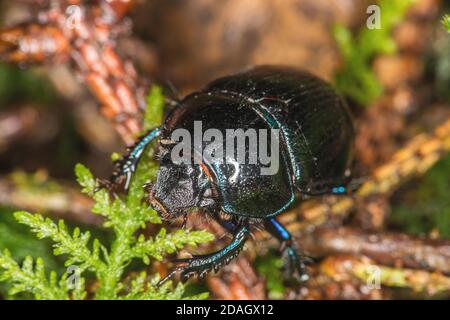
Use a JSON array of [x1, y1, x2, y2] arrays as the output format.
[[299, 226, 450, 275], [0, 170, 100, 226], [0, 0, 144, 145], [322, 255, 450, 296], [291, 256, 390, 300], [0, 24, 69, 64], [291, 253, 450, 299], [305, 255, 450, 299], [0, 106, 40, 152], [206, 256, 266, 300]]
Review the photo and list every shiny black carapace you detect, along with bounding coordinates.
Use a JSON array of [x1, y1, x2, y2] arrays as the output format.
[[108, 66, 356, 284]]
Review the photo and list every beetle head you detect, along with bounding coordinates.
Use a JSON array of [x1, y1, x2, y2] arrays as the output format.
[[147, 149, 214, 220]]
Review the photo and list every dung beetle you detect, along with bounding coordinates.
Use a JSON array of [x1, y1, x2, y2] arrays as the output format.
[[107, 65, 357, 284]]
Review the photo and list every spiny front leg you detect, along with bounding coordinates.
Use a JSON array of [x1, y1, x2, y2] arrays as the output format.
[[158, 226, 250, 286], [265, 218, 311, 282], [102, 127, 161, 191]]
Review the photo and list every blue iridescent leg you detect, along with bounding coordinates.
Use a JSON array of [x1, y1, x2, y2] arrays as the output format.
[[109, 127, 161, 191], [265, 218, 311, 282], [158, 224, 249, 286]]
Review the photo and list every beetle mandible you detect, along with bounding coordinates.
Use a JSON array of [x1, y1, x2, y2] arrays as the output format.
[[106, 65, 357, 284]]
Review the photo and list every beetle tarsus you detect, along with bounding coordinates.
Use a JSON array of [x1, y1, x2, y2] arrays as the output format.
[[110, 157, 135, 190], [282, 243, 312, 282], [265, 218, 311, 282], [107, 127, 161, 192], [157, 268, 183, 287]]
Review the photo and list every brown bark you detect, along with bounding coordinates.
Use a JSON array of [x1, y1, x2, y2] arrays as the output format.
[[298, 226, 450, 275]]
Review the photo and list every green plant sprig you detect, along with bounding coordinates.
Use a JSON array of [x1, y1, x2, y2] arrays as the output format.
[[0, 86, 214, 300], [442, 14, 450, 33], [333, 0, 415, 106]]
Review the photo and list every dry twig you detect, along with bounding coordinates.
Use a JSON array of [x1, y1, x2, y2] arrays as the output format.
[[299, 226, 450, 275], [0, 171, 99, 226], [320, 255, 450, 296]]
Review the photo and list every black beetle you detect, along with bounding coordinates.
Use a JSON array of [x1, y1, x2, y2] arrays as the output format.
[[107, 65, 356, 284]]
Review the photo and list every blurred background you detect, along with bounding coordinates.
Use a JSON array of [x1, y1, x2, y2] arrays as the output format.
[[0, 0, 449, 299]]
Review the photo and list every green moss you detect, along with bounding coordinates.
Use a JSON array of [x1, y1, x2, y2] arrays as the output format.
[[389, 153, 450, 238], [0, 208, 59, 270], [442, 14, 450, 33], [333, 0, 415, 106], [0, 64, 56, 107], [0, 207, 62, 298], [0, 86, 214, 300], [431, 31, 450, 102], [255, 252, 285, 299], [9, 170, 62, 194], [144, 85, 165, 131]]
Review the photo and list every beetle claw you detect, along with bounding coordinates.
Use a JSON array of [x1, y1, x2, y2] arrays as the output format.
[[96, 156, 136, 194], [95, 178, 112, 190], [111, 157, 135, 190], [346, 177, 365, 194], [157, 268, 183, 287], [282, 246, 312, 283], [156, 257, 201, 287]]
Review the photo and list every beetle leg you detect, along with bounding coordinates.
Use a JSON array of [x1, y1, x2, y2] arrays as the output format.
[[211, 210, 238, 234], [304, 177, 363, 196], [265, 218, 311, 282], [106, 127, 161, 192], [157, 225, 249, 286], [329, 176, 364, 195], [180, 213, 188, 229]]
